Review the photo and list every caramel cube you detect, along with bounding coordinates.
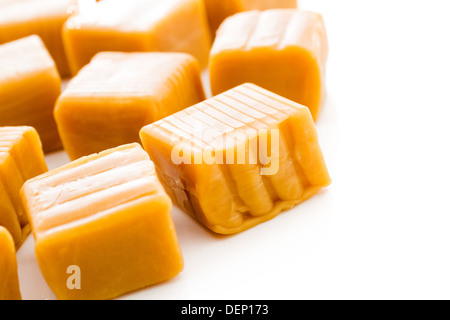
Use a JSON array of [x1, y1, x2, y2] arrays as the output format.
[[0, 0, 78, 77], [0, 226, 22, 300], [0, 126, 48, 247], [210, 10, 328, 121], [140, 83, 331, 235], [63, 0, 211, 74], [55, 51, 205, 161], [21, 143, 183, 300], [0, 36, 62, 152]]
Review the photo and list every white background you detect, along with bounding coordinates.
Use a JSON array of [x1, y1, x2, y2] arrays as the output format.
[[16, 0, 450, 300]]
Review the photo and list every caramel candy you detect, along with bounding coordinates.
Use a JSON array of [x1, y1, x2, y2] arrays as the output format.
[[140, 83, 331, 235], [21, 143, 184, 300], [63, 0, 211, 74], [210, 10, 328, 121], [204, 0, 298, 35], [55, 51, 205, 161], [0, 126, 48, 247], [0, 0, 78, 77], [0, 36, 62, 152], [0, 226, 22, 300]]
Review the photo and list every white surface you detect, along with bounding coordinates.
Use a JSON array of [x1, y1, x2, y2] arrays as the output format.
[[16, 0, 450, 300]]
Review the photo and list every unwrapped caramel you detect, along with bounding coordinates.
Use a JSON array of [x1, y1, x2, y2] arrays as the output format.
[[0, 0, 78, 77], [0, 226, 22, 300], [0, 36, 62, 152], [55, 51, 205, 161], [140, 83, 331, 234], [210, 10, 328, 121], [21, 143, 184, 300], [0, 126, 48, 248], [63, 0, 211, 74]]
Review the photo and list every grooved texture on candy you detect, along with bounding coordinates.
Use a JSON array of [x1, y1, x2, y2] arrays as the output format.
[[0, 0, 78, 78], [140, 83, 331, 234], [55, 51, 206, 161], [209, 9, 328, 121], [0, 226, 21, 300], [0, 36, 62, 152], [63, 0, 211, 74], [21, 143, 184, 300], [0, 126, 48, 248]]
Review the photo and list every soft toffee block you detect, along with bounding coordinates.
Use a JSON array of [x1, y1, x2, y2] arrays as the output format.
[[204, 0, 298, 35], [0, 126, 48, 247], [21, 143, 183, 300], [55, 51, 205, 161], [0, 36, 62, 152], [63, 0, 211, 74], [0, 227, 22, 300], [140, 83, 331, 235], [0, 0, 78, 77], [210, 10, 328, 121]]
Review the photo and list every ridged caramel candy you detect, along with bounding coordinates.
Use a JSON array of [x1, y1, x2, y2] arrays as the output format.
[[55, 51, 205, 161], [210, 10, 328, 121], [204, 0, 298, 35], [0, 226, 21, 300], [140, 83, 331, 235], [63, 0, 211, 74], [0, 36, 62, 152], [0, 0, 78, 78], [0, 126, 48, 247], [21, 143, 183, 300]]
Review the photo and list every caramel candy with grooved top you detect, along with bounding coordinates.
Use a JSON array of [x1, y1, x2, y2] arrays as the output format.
[[63, 0, 211, 74], [204, 0, 297, 36], [0, 226, 22, 300], [55, 51, 205, 161], [0, 126, 48, 248], [210, 10, 328, 121], [0, 36, 62, 152], [0, 0, 78, 78], [140, 83, 331, 235], [21, 143, 183, 300]]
